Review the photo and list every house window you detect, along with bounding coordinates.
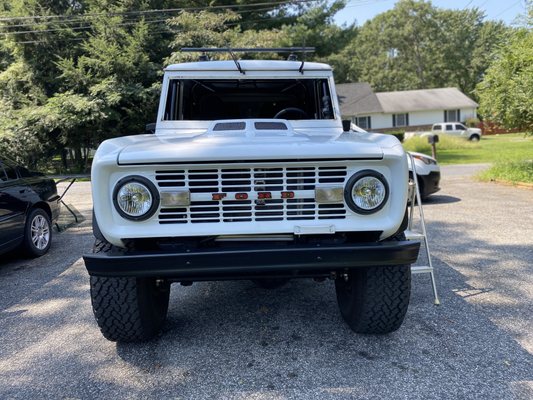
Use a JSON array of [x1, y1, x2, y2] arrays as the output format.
[[354, 116, 371, 130], [444, 109, 460, 122], [393, 113, 409, 127]]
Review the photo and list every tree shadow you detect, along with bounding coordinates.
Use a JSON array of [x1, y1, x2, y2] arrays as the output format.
[[0, 215, 532, 399]]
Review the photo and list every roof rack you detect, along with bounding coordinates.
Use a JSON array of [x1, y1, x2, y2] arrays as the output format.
[[181, 47, 316, 75]]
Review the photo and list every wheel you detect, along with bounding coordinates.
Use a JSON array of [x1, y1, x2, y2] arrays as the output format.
[[273, 107, 308, 119], [252, 278, 289, 289], [469, 134, 480, 142], [23, 208, 52, 257], [89, 240, 170, 342], [335, 234, 411, 334]]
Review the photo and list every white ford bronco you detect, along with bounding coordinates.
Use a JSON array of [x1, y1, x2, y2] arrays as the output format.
[[83, 48, 420, 342]]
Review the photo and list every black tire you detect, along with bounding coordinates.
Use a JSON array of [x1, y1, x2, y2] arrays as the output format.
[[23, 208, 52, 257], [89, 240, 170, 342], [252, 278, 289, 289], [469, 134, 480, 142], [335, 234, 411, 334]]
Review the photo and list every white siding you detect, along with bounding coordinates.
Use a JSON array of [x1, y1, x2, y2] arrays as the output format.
[[351, 107, 477, 130], [461, 107, 477, 120], [408, 110, 443, 126], [367, 113, 391, 130]]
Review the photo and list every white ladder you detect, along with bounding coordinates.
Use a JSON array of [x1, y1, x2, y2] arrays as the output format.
[[406, 153, 440, 305]]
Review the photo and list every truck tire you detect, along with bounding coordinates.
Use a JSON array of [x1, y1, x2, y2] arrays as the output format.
[[89, 240, 170, 342], [335, 234, 411, 334]]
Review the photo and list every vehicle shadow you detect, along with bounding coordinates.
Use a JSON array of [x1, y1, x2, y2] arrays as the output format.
[[110, 229, 532, 399], [0, 222, 531, 399], [422, 194, 461, 205]]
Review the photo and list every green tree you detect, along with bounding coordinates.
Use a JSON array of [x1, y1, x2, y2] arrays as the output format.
[[353, 0, 441, 91], [476, 28, 533, 133], [439, 9, 507, 95], [0, 0, 352, 170], [350, 0, 508, 95]]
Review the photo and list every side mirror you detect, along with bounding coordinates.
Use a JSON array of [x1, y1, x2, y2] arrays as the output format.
[[427, 134, 439, 144], [342, 120, 351, 132], [145, 123, 156, 134]]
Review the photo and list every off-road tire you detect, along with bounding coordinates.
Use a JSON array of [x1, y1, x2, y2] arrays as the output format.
[[335, 233, 411, 334], [90, 240, 170, 342]]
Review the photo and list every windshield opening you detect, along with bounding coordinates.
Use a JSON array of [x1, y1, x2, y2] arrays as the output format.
[[163, 79, 334, 121]]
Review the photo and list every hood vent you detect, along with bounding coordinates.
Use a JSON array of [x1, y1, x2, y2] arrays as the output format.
[[254, 122, 288, 130], [213, 122, 246, 131], [206, 119, 294, 137]]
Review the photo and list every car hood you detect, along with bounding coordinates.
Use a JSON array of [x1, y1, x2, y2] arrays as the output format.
[[116, 120, 390, 165]]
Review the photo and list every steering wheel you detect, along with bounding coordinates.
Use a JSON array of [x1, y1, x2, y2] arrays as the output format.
[[273, 107, 309, 120]]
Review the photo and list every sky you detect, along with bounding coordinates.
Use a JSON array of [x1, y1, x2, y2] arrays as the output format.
[[334, 0, 528, 26]]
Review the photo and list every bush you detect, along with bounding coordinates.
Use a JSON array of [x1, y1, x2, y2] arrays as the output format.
[[402, 134, 480, 154], [465, 117, 480, 128]]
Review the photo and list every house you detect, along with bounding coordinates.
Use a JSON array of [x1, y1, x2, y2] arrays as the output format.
[[336, 83, 478, 132]]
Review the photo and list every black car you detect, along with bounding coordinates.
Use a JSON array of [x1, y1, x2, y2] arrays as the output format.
[[0, 157, 60, 257]]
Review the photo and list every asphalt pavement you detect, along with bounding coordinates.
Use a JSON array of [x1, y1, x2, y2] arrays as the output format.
[[0, 165, 532, 399]]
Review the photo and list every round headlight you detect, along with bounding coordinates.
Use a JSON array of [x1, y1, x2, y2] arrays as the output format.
[[113, 176, 159, 220], [345, 170, 388, 214]]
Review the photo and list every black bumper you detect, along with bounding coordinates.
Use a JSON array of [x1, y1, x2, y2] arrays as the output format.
[[419, 171, 441, 198], [83, 241, 420, 280]]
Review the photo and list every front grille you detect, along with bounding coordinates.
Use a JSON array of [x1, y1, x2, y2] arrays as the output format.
[[155, 166, 348, 224]]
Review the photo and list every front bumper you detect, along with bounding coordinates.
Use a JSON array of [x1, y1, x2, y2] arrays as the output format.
[[419, 171, 441, 198], [83, 240, 420, 280]]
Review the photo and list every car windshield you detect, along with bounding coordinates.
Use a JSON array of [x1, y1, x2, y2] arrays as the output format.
[[163, 78, 334, 121]]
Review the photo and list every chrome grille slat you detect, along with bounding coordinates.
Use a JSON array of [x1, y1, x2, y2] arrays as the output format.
[[155, 165, 348, 224]]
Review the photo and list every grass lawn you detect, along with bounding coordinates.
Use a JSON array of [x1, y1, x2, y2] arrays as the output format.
[[403, 133, 533, 165], [478, 160, 533, 184]]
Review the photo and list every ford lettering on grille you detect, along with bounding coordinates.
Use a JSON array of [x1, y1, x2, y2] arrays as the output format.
[[155, 165, 348, 224]]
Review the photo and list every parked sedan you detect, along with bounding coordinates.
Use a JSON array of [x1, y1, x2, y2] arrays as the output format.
[[0, 157, 60, 257], [407, 152, 441, 200], [350, 123, 441, 200]]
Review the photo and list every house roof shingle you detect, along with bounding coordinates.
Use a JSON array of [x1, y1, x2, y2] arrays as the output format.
[[335, 82, 383, 115], [337, 84, 478, 115]]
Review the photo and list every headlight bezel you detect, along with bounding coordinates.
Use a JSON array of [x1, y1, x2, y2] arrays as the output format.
[[344, 170, 389, 215], [112, 175, 160, 221]]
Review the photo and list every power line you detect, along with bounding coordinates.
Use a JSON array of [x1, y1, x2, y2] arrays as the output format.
[[342, 0, 392, 9], [0, 0, 318, 23], [0, 2, 294, 29], [15, 13, 299, 45], [0, 3, 305, 37], [493, 0, 522, 18], [9, 9, 301, 43], [477, 0, 491, 9]]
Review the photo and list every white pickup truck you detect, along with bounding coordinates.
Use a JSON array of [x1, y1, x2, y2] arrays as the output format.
[[406, 122, 482, 141]]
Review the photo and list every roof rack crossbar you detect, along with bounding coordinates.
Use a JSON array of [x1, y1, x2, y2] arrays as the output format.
[[181, 47, 315, 53]]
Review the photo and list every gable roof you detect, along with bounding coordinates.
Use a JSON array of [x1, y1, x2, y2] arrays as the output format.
[[376, 87, 478, 113], [336, 82, 383, 114], [337, 84, 478, 115]]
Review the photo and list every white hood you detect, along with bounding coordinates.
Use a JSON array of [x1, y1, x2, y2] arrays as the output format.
[[117, 120, 388, 165]]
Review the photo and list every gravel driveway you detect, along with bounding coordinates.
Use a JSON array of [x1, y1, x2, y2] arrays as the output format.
[[0, 165, 532, 399]]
